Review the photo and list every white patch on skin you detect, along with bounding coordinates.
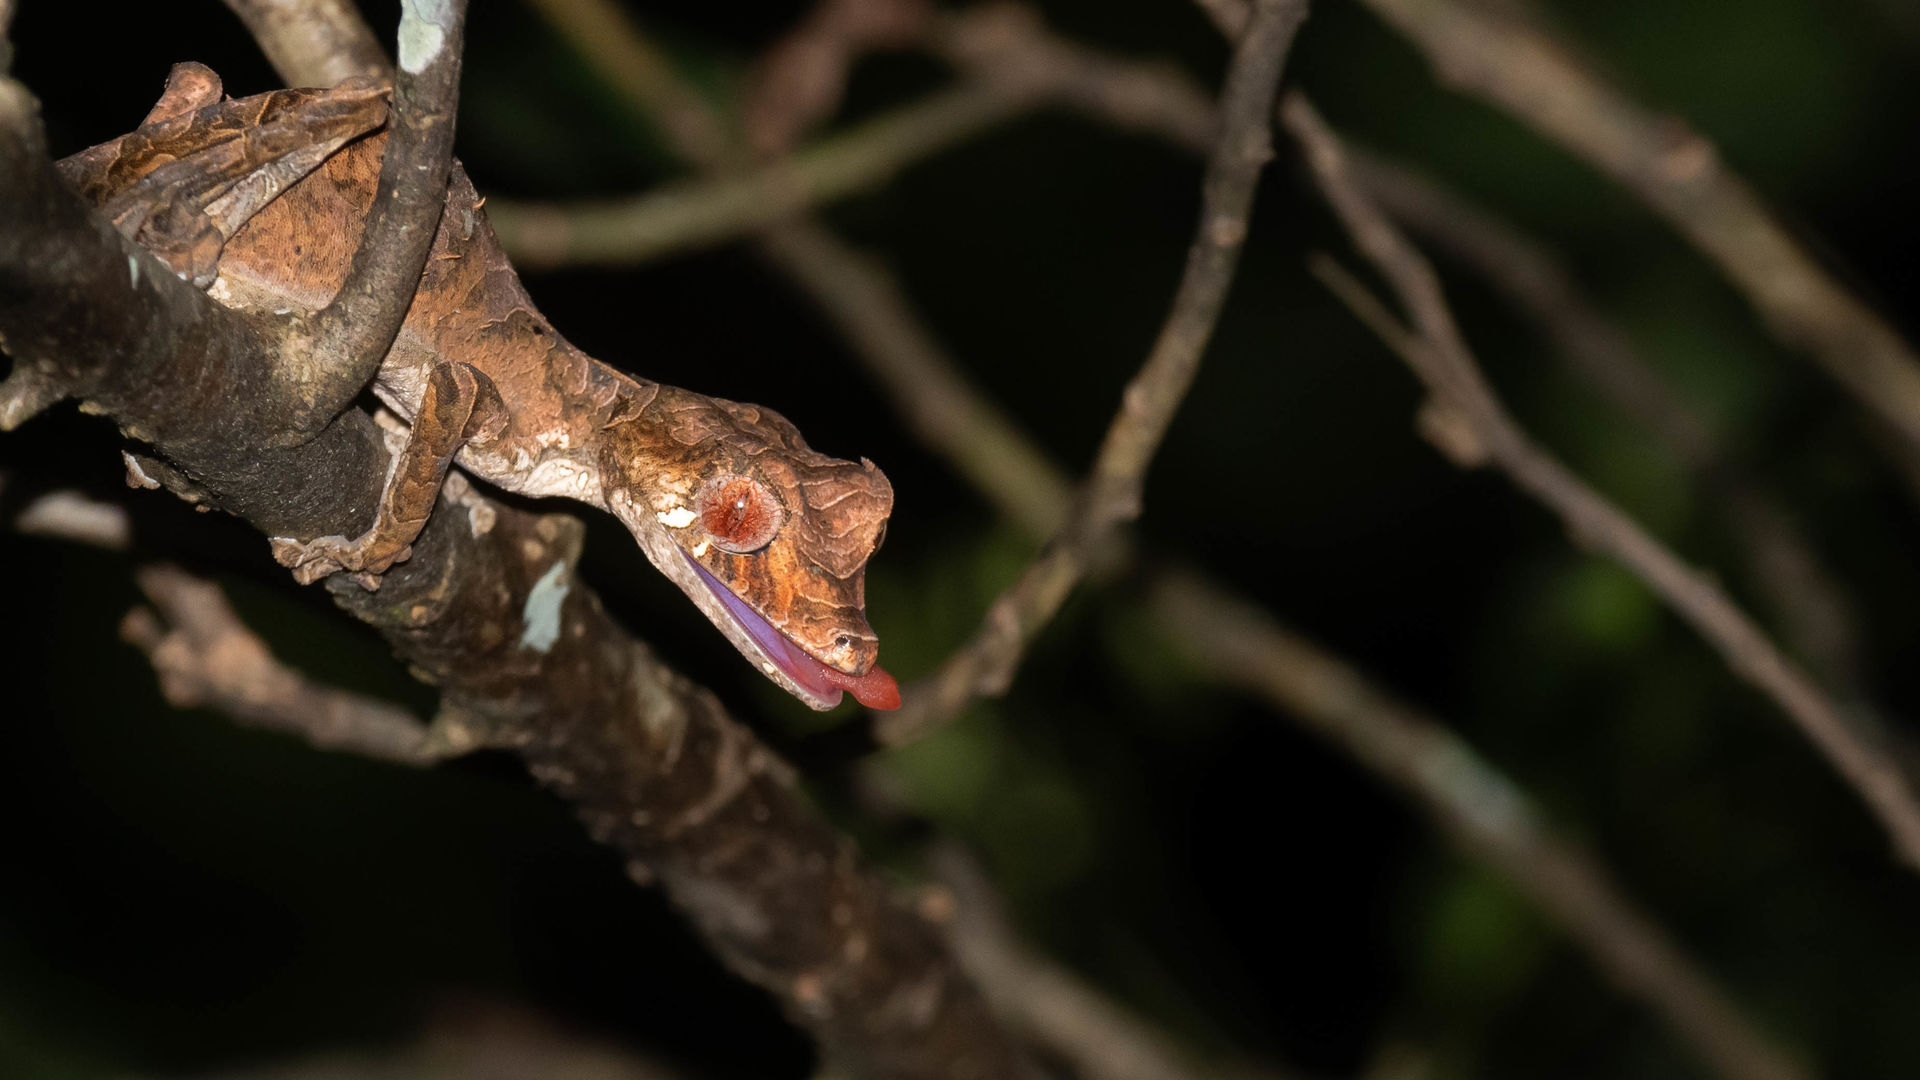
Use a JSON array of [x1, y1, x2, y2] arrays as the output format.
[[657, 506, 697, 529], [516, 455, 603, 504], [397, 0, 451, 74], [519, 560, 569, 653], [691, 538, 710, 557]]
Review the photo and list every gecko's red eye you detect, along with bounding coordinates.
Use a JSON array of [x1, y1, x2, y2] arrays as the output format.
[[695, 473, 784, 554]]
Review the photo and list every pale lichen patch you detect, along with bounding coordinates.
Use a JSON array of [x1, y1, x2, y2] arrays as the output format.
[[519, 560, 568, 652], [397, 0, 451, 74]]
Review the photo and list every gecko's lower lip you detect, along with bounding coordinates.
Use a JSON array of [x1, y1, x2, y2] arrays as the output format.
[[682, 551, 901, 710]]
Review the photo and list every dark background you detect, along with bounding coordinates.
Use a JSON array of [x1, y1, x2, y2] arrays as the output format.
[[5, 0, 1920, 1076]]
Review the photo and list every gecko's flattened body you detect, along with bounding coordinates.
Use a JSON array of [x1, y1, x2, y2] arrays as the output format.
[[60, 65, 898, 711]]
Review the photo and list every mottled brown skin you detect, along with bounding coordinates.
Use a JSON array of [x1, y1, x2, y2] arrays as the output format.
[[600, 389, 892, 675], [59, 66, 896, 709]]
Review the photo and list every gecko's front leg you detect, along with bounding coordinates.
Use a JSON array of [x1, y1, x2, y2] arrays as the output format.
[[271, 362, 506, 588]]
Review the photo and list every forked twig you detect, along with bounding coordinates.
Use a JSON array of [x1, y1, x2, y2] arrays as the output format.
[[121, 565, 443, 765], [1283, 92, 1920, 874]]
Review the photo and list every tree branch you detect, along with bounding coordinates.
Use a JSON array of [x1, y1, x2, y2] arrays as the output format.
[[1149, 570, 1811, 1080], [1348, 0, 1920, 476], [276, 0, 468, 438], [759, 221, 1078, 541], [488, 3, 1220, 273], [1281, 92, 1920, 875], [489, 83, 1031, 270], [120, 564, 442, 765], [517, 0, 736, 170], [744, 0, 935, 156], [875, 0, 1308, 745], [1343, 147, 1864, 689]]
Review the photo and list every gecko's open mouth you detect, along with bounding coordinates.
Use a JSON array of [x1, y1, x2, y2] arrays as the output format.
[[683, 551, 901, 710]]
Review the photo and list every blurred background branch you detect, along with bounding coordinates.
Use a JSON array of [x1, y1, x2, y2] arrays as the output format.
[[1284, 92, 1920, 874]]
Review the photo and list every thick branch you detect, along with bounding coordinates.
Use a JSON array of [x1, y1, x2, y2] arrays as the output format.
[[1283, 93, 1920, 875], [876, 0, 1307, 745], [1350, 0, 1920, 471]]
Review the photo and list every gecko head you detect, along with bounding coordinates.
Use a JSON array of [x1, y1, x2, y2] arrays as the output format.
[[601, 388, 899, 712]]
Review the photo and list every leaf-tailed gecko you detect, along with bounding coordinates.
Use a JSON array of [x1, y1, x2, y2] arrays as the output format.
[[57, 64, 900, 711]]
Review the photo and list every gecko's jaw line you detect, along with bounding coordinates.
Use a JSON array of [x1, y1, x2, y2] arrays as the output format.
[[682, 551, 901, 711]]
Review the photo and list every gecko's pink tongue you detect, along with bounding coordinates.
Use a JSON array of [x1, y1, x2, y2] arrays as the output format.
[[685, 552, 901, 710], [816, 661, 902, 711]]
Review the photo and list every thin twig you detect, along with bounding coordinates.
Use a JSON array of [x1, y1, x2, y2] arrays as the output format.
[[1351, 0, 1920, 475], [875, 0, 1308, 745], [745, 0, 934, 156], [278, 0, 468, 437], [0, 0, 16, 74], [490, 84, 1031, 270], [1149, 570, 1811, 1080], [1282, 92, 1920, 874], [1345, 147, 1864, 689], [930, 4, 1215, 153], [120, 565, 442, 765]]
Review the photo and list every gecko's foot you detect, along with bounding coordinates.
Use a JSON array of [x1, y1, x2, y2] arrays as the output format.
[[270, 534, 413, 589]]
